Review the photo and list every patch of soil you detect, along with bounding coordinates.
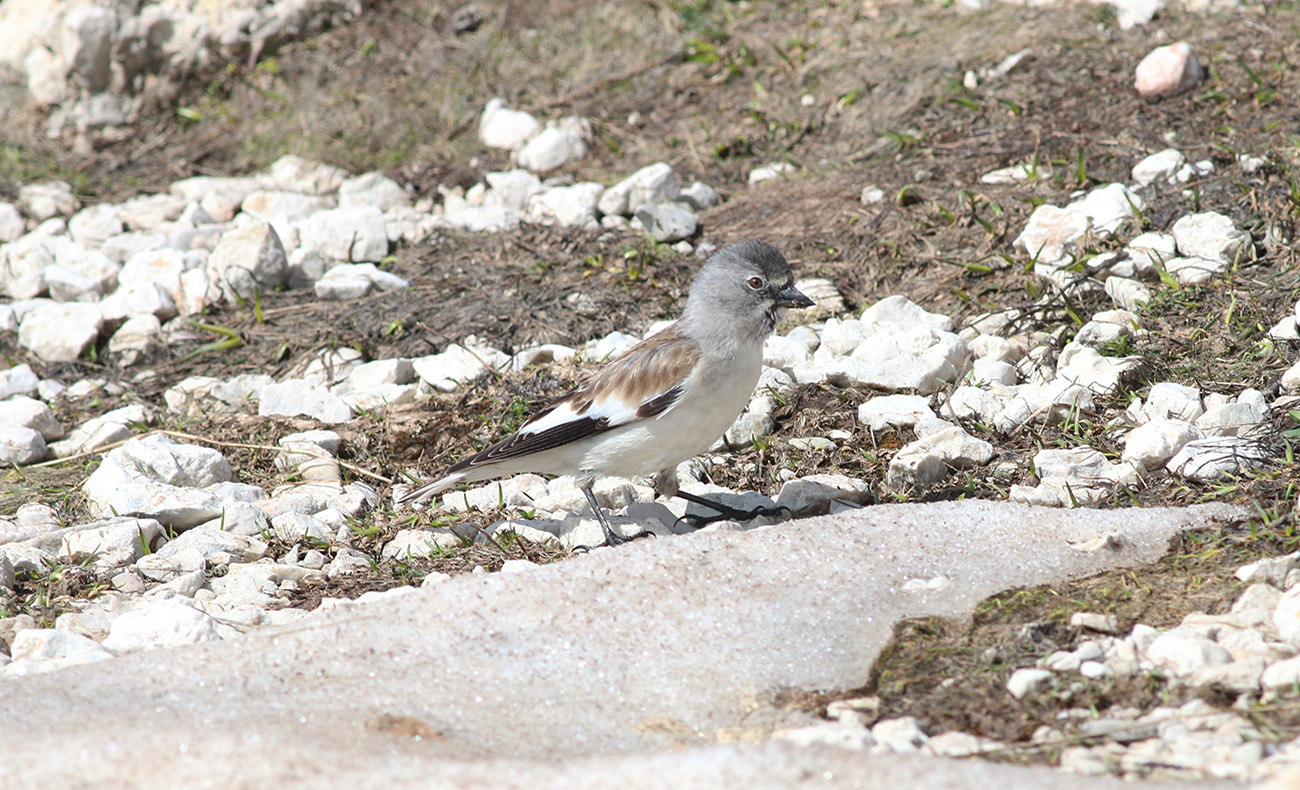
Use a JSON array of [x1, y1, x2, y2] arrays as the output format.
[[809, 519, 1298, 766]]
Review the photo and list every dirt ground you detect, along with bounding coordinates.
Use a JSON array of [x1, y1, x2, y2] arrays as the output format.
[[3, 0, 1300, 771]]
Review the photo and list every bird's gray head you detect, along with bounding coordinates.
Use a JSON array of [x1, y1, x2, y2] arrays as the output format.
[[681, 239, 815, 343]]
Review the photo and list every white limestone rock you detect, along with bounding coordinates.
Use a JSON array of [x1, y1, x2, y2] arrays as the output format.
[[1014, 204, 1090, 266], [1144, 627, 1232, 679], [966, 334, 1025, 364], [298, 206, 389, 263], [1074, 310, 1138, 347], [816, 318, 868, 356], [1007, 668, 1055, 699], [1103, 276, 1152, 312], [18, 181, 78, 221], [478, 98, 541, 150], [1164, 255, 1227, 286], [533, 476, 655, 518], [1192, 401, 1264, 438], [721, 394, 776, 447], [6, 628, 113, 674], [43, 264, 104, 303], [888, 425, 994, 488], [156, 528, 267, 567], [1132, 148, 1186, 186], [341, 360, 414, 394], [860, 295, 953, 332], [169, 176, 262, 223], [510, 344, 577, 372], [0, 424, 47, 466], [1142, 382, 1203, 422], [860, 185, 886, 204], [1110, 231, 1177, 278], [1261, 655, 1300, 690], [1122, 418, 1202, 470], [993, 380, 1094, 433], [434, 201, 522, 233], [271, 512, 333, 542], [981, 163, 1041, 184], [1235, 555, 1297, 588], [383, 528, 463, 558], [516, 122, 588, 173], [1065, 183, 1143, 237], [679, 181, 718, 211], [0, 396, 63, 440], [442, 474, 550, 514], [528, 183, 603, 229], [1172, 212, 1250, 264], [101, 598, 221, 654], [327, 547, 374, 578], [1035, 447, 1138, 487], [108, 313, 164, 360], [749, 163, 796, 184], [67, 203, 123, 248], [17, 301, 103, 362], [61, 517, 164, 569], [961, 356, 1012, 387], [206, 220, 288, 301], [775, 723, 875, 751], [474, 171, 539, 215], [48, 403, 151, 458], [775, 474, 872, 516], [338, 172, 409, 211], [634, 202, 698, 243], [823, 324, 968, 396], [1115, 0, 1163, 29], [940, 384, 1015, 425], [313, 262, 408, 300], [411, 343, 510, 393], [762, 335, 812, 371], [287, 347, 365, 387], [257, 379, 353, 425], [1010, 447, 1138, 507], [598, 163, 680, 217], [117, 247, 187, 307], [1281, 358, 1300, 393], [872, 717, 929, 753], [258, 155, 349, 195], [240, 190, 336, 224], [1166, 437, 1268, 481], [118, 193, 188, 230], [858, 394, 936, 432], [98, 281, 179, 327], [1055, 343, 1140, 396], [81, 435, 234, 528]]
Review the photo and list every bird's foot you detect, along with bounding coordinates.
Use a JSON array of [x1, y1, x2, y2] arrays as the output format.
[[675, 491, 790, 529], [571, 527, 656, 553]]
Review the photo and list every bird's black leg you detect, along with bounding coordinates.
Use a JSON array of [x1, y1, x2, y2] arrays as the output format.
[[570, 485, 656, 551], [674, 490, 790, 529]]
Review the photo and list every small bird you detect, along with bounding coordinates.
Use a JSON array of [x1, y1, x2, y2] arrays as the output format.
[[397, 239, 815, 547]]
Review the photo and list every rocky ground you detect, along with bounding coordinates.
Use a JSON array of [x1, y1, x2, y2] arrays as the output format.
[[2, 0, 1300, 786]]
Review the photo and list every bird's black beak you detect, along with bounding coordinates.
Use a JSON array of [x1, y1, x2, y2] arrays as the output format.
[[777, 283, 815, 309]]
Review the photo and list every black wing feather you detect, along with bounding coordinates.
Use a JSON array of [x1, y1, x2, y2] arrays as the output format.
[[447, 413, 612, 473], [636, 383, 686, 419], [447, 381, 687, 474]]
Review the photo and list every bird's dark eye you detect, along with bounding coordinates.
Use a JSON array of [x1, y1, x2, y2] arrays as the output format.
[[747, 276, 764, 289]]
